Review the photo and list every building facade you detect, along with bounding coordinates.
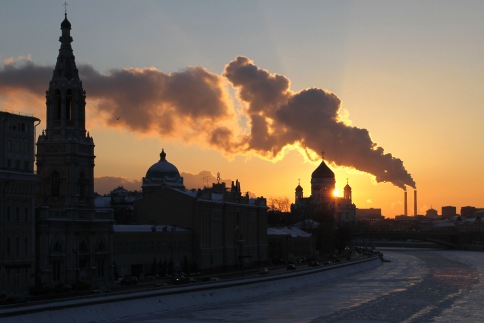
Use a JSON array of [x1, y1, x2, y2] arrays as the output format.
[[0, 111, 40, 297], [113, 224, 192, 278], [135, 150, 268, 272], [35, 14, 113, 288]]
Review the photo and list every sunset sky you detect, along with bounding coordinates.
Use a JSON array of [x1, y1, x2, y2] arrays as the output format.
[[1, 1, 483, 217]]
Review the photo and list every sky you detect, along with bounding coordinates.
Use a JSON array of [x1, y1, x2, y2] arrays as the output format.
[[1, 0, 483, 217]]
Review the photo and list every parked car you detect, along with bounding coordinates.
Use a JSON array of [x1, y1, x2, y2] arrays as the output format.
[[120, 275, 138, 285], [259, 267, 270, 275], [308, 260, 320, 267]]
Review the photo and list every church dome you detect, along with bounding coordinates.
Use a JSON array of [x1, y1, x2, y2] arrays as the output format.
[[145, 149, 180, 179], [311, 160, 334, 179], [295, 184, 303, 192]]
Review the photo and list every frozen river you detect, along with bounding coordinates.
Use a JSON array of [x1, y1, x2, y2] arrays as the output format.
[[117, 249, 484, 323]]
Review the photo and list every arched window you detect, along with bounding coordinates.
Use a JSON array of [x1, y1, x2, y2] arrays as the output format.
[[55, 90, 62, 120], [52, 171, 60, 196], [66, 89, 72, 121]]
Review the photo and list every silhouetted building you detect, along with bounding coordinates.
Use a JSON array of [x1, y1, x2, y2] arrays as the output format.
[[35, 14, 113, 288], [291, 157, 356, 256], [441, 206, 457, 219], [425, 208, 438, 218], [0, 111, 40, 298], [113, 224, 192, 278], [356, 208, 383, 220], [461, 206, 477, 217], [267, 227, 313, 264], [292, 158, 356, 226], [142, 149, 185, 194], [136, 151, 268, 272], [104, 186, 141, 224]]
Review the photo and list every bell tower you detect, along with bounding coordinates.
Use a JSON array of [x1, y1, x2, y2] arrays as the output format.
[[36, 13, 95, 209], [34, 13, 112, 288]]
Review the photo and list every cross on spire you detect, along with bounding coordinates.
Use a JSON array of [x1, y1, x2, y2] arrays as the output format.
[[321, 151, 325, 160], [64, 2, 68, 15]]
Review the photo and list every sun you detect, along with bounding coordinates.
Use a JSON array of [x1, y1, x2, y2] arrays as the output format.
[[333, 188, 340, 197]]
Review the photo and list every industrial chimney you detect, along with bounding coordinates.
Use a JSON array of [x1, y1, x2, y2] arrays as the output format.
[[404, 190, 408, 216], [414, 189, 417, 216]]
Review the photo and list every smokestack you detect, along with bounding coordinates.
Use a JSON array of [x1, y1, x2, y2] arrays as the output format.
[[414, 189, 417, 216], [404, 190, 408, 216]]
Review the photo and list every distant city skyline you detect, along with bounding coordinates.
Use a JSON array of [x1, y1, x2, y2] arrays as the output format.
[[1, 1, 483, 217]]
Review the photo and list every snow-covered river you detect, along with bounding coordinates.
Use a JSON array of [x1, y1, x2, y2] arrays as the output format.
[[118, 248, 484, 323], [4, 249, 484, 322]]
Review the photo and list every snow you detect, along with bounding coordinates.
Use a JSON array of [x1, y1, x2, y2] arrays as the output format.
[[0, 258, 381, 323], [267, 226, 312, 238]]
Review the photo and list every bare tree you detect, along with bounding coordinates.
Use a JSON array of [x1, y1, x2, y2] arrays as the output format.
[[267, 196, 291, 213]]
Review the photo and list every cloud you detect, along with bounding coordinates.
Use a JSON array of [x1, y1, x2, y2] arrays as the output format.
[[181, 170, 231, 190], [0, 56, 415, 189], [222, 57, 416, 189], [94, 176, 142, 195]]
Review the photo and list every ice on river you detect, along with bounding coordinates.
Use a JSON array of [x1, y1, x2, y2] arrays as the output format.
[[4, 249, 484, 323], [123, 249, 484, 323]]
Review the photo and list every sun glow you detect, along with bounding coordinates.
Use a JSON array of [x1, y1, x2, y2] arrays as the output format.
[[333, 188, 340, 197]]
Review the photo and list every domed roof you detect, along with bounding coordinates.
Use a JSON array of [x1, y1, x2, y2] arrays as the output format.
[[145, 149, 180, 179], [295, 184, 303, 192], [311, 160, 334, 179]]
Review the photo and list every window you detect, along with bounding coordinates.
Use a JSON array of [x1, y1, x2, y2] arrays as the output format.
[[55, 90, 61, 120], [66, 90, 72, 121]]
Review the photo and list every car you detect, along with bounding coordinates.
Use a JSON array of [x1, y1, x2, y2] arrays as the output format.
[[308, 260, 320, 267], [120, 275, 138, 285], [259, 267, 270, 275], [287, 264, 297, 270]]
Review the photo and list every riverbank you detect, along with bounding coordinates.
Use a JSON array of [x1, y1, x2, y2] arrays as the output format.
[[0, 256, 381, 323]]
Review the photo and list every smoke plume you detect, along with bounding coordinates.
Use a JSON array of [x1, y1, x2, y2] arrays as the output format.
[[0, 56, 415, 189]]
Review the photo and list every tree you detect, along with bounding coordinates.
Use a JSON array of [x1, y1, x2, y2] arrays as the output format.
[[267, 196, 291, 213]]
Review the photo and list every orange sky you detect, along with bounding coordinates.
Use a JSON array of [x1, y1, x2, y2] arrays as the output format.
[[1, 1, 483, 217]]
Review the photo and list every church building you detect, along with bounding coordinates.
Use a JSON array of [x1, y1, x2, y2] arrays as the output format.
[[292, 156, 356, 227], [35, 14, 113, 288]]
